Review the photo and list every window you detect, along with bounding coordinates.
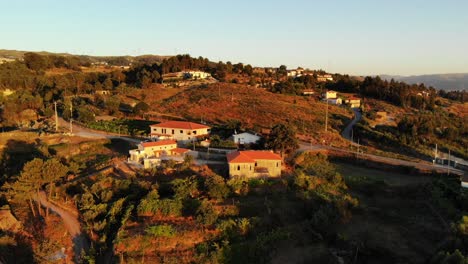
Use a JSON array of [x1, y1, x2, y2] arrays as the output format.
[[193, 130, 197, 135], [172, 129, 174, 134], [255, 162, 257, 167], [276, 162, 279, 167], [180, 130, 183, 134], [237, 165, 240, 171]]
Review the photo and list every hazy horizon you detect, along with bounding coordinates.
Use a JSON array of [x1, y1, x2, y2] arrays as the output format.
[[1, 0, 467, 76]]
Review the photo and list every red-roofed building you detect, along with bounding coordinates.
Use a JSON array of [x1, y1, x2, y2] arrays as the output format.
[[150, 121, 210, 142], [344, 97, 361, 108], [227, 151, 282, 178], [128, 140, 193, 169]]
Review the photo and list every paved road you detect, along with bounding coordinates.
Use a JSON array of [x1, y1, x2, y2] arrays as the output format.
[[57, 117, 141, 144], [35, 191, 88, 263], [341, 108, 362, 142], [298, 142, 464, 176]]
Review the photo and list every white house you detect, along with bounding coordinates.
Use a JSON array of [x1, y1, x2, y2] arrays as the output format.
[[232, 132, 261, 145], [150, 121, 210, 142], [344, 97, 361, 108], [324, 98, 342, 105], [322, 90, 338, 99], [184, 71, 211, 79], [317, 74, 333, 82], [128, 140, 192, 169], [302, 89, 315, 96], [462, 175, 468, 188]]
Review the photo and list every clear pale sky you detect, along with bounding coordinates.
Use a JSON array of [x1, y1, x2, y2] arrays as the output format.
[[1, 0, 467, 76]]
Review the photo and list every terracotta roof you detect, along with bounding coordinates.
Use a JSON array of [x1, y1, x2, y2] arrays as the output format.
[[172, 148, 190, 154], [141, 140, 177, 148], [227, 151, 281, 163], [150, 121, 210, 130]]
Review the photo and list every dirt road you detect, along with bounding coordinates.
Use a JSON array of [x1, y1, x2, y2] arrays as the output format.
[[36, 191, 88, 263]]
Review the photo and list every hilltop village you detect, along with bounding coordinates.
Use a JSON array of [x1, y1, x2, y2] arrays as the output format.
[[0, 51, 466, 263]]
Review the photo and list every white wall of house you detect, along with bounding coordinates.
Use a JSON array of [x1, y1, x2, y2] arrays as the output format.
[[151, 127, 210, 141], [232, 133, 261, 145]]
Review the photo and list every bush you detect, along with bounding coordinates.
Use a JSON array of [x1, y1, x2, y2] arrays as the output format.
[[205, 174, 230, 200], [196, 200, 218, 226], [145, 224, 177, 237]]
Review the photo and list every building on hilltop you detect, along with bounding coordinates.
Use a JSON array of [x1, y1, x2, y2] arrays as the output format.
[[317, 74, 333, 82], [227, 150, 282, 178], [344, 97, 361, 108], [150, 121, 210, 142], [302, 89, 315, 96], [322, 90, 337, 99], [184, 71, 211, 79]]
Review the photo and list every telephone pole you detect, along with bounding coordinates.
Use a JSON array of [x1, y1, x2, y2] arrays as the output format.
[[69, 99, 73, 134], [54, 101, 58, 132], [325, 97, 329, 132]]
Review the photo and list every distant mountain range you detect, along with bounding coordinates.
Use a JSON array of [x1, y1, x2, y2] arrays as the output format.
[[379, 73, 468, 91]]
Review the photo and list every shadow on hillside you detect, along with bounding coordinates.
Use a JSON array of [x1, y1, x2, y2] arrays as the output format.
[[0, 139, 47, 183]]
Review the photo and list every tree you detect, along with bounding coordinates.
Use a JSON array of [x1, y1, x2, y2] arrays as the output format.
[[133, 102, 149, 117], [205, 174, 230, 200], [267, 124, 298, 156], [24, 52, 49, 71], [6, 158, 68, 218]]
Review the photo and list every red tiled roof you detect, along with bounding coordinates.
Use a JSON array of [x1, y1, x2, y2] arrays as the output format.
[[172, 148, 190, 154], [150, 121, 210, 130], [141, 140, 177, 148], [227, 151, 281, 163]]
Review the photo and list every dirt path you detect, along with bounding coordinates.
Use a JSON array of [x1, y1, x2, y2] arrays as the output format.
[[36, 191, 88, 263]]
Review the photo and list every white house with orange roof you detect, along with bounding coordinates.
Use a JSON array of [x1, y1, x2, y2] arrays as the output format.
[[150, 121, 210, 142], [344, 97, 361, 108], [227, 150, 282, 178], [128, 139, 192, 168]]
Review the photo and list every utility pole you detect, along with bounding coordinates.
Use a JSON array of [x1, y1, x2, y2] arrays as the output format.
[[54, 101, 58, 132], [69, 99, 73, 134], [325, 96, 329, 132]]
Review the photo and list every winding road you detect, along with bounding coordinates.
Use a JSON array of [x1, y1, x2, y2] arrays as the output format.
[[35, 191, 88, 263], [341, 108, 362, 141], [299, 108, 465, 176]]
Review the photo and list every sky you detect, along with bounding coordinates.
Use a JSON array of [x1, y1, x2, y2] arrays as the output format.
[[1, 0, 467, 76]]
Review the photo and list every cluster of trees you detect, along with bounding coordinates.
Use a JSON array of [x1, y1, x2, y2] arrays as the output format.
[[23, 52, 91, 71], [439, 89, 467, 103], [323, 75, 438, 110]]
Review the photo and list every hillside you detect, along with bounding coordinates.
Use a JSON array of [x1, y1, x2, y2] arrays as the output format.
[[380, 73, 468, 91], [156, 83, 353, 141]]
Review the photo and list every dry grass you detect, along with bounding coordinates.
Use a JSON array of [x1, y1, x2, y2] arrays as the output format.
[[157, 83, 352, 139]]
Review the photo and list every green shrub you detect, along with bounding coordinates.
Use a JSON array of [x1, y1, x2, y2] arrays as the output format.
[[196, 200, 218, 226], [205, 174, 230, 200], [145, 224, 177, 238]]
